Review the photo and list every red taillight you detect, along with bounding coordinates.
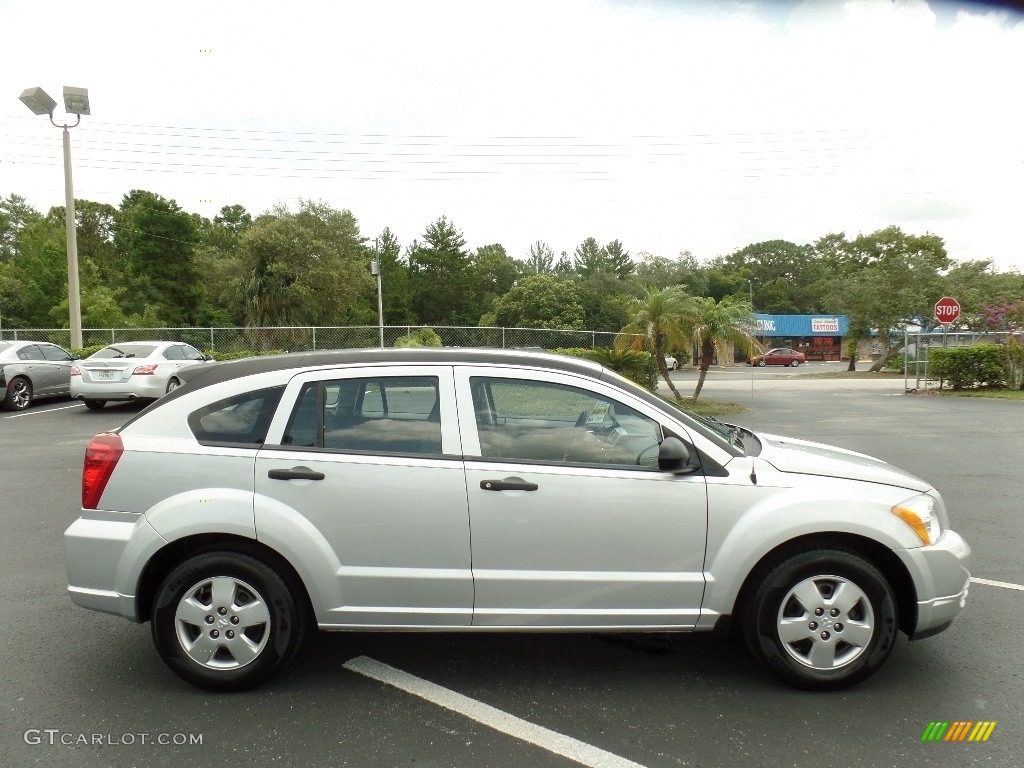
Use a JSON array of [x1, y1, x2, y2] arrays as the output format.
[[133, 364, 157, 375], [71, 366, 81, 376], [82, 433, 124, 509]]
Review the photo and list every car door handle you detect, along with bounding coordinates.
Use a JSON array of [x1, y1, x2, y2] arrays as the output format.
[[480, 478, 538, 492], [268, 467, 326, 481]]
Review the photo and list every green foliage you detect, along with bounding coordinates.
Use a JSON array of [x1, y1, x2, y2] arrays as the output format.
[[581, 347, 655, 390], [883, 353, 905, 372], [115, 190, 201, 326], [929, 345, 1006, 389], [616, 285, 693, 399], [686, 295, 759, 400], [239, 201, 372, 327], [395, 327, 443, 347], [408, 216, 474, 325], [491, 274, 585, 329], [207, 349, 285, 361]]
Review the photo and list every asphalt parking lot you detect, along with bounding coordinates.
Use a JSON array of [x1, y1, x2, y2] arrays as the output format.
[[1, 369, 1021, 768]]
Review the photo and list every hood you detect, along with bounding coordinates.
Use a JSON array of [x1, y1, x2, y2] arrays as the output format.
[[755, 432, 932, 492]]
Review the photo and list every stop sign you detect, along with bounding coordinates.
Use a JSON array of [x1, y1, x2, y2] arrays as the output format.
[[934, 296, 961, 325]]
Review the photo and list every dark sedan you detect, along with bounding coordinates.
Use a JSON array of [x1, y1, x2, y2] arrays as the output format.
[[0, 340, 76, 410]]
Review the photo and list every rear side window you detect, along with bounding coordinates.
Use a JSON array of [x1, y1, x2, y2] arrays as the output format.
[[17, 345, 46, 361], [188, 386, 284, 446], [40, 344, 73, 362], [281, 376, 442, 456]]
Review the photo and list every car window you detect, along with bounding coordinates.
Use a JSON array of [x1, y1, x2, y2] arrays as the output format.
[[188, 386, 284, 446], [470, 377, 661, 468], [39, 344, 73, 362], [91, 344, 157, 359], [17, 345, 46, 361], [181, 345, 206, 361], [282, 376, 442, 456], [163, 345, 184, 360]]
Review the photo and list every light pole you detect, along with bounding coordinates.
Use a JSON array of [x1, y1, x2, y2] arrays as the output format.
[[19, 85, 90, 350], [370, 238, 384, 348]]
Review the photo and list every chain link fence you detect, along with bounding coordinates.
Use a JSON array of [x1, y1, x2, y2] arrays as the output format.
[[1, 325, 626, 354], [903, 329, 1013, 391]]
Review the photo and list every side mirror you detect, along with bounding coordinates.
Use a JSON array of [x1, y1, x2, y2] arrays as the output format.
[[658, 437, 694, 474], [204, 354, 215, 362]]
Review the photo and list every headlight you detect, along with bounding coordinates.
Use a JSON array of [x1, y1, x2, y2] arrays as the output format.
[[892, 494, 942, 546]]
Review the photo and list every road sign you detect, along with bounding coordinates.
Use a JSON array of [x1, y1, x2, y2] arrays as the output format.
[[934, 296, 961, 325]]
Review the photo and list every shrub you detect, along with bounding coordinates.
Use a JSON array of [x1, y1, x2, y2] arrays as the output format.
[[395, 327, 443, 348], [929, 344, 1006, 389]]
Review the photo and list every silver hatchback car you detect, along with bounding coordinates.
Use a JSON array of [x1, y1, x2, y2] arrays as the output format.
[[64, 348, 970, 692]]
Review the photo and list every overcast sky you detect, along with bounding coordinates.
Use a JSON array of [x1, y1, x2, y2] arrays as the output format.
[[2, 0, 1022, 272]]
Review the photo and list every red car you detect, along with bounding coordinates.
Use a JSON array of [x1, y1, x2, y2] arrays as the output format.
[[751, 347, 806, 367]]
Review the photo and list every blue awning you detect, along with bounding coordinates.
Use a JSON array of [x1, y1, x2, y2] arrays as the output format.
[[753, 314, 848, 337]]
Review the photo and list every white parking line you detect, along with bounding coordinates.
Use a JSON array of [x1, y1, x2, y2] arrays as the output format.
[[344, 655, 646, 768], [971, 577, 1024, 591], [3, 403, 83, 419]]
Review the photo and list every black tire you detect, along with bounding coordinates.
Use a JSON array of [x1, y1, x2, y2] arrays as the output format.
[[151, 551, 307, 692], [790, 359, 800, 367], [742, 549, 898, 691], [2, 376, 32, 411], [83, 399, 106, 410], [165, 378, 181, 394], [757, 360, 766, 367]]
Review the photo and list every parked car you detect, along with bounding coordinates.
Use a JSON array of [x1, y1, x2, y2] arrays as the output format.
[[65, 348, 970, 692], [751, 348, 806, 367], [0, 340, 76, 411], [70, 341, 213, 409], [664, 354, 678, 370]]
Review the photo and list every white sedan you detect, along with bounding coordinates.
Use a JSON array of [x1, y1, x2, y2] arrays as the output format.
[[71, 341, 213, 410]]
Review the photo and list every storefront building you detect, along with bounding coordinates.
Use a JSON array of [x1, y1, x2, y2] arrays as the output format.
[[750, 314, 849, 362]]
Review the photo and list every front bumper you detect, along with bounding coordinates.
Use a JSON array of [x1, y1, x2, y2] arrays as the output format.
[[64, 511, 167, 622], [896, 529, 971, 639]]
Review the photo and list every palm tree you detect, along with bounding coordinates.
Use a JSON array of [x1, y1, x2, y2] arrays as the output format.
[[685, 296, 760, 400], [615, 285, 693, 399]]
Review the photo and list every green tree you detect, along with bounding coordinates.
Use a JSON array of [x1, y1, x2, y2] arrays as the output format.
[[821, 227, 950, 371], [469, 243, 518, 322], [616, 286, 693, 399], [634, 250, 708, 294], [573, 237, 608, 277], [238, 201, 372, 327], [685, 296, 759, 400], [720, 240, 824, 314], [0, 194, 42, 262], [491, 274, 585, 329], [526, 240, 555, 274], [375, 227, 415, 324], [115, 190, 200, 326], [408, 216, 474, 325], [602, 239, 633, 280]]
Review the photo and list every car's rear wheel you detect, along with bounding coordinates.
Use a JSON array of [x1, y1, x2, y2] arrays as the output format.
[[743, 549, 898, 690], [790, 359, 801, 367], [82, 399, 105, 410], [166, 378, 181, 394], [2, 376, 32, 410], [151, 552, 307, 691]]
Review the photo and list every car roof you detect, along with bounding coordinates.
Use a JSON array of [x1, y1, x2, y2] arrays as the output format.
[[173, 347, 604, 393]]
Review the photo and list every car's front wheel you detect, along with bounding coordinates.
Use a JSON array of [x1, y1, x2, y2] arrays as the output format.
[[757, 360, 766, 367], [743, 549, 898, 690], [2, 376, 32, 410], [151, 552, 307, 691]]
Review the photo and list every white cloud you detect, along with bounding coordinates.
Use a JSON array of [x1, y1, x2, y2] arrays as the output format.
[[1, 0, 1022, 270]]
